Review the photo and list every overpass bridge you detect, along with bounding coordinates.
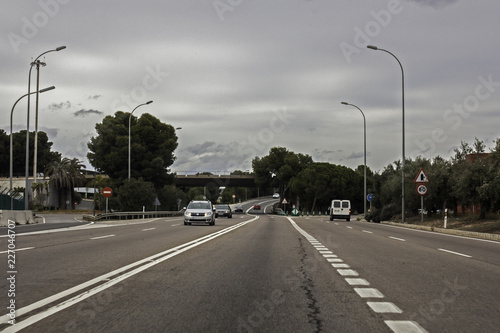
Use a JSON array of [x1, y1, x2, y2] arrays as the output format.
[[81, 171, 257, 188], [174, 174, 256, 188]]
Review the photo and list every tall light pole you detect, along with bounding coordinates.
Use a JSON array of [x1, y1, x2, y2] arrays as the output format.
[[128, 101, 153, 179], [341, 102, 367, 219], [11, 86, 55, 210], [26, 46, 66, 210], [367, 45, 406, 223]]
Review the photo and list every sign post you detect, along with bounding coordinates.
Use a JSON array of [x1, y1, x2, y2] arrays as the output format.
[[414, 169, 429, 222], [367, 193, 374, 213], [102, 187, 113, 214], [282, 198, 288, 215]]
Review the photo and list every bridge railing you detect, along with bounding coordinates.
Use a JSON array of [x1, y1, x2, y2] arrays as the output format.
[[82, 210, 183, 222]]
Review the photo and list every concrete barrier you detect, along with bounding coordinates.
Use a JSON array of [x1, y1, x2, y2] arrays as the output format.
[[0, 210, 35, 226]]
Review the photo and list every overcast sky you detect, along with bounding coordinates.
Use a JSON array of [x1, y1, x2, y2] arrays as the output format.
[[2, 0, 499, 175]]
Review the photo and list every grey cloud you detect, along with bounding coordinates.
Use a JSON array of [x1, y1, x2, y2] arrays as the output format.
[[87, 95, 102, 100], [73, 109, 104, 117], [49, 101, 72, 110]]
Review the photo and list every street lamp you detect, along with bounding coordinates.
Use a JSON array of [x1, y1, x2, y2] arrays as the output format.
[[367, 45, 406, 223], [341, 102, 367, 219], [128, 101, 153, 179], [26, 46, 66, 210], [11, 86, 55, 210]]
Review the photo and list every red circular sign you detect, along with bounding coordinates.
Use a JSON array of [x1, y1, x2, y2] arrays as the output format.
[[416, 184, 428, 196], [102, 187, 113, 198]]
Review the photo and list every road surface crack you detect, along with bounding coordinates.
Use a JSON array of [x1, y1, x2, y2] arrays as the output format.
[[298, 238, 323, 332]]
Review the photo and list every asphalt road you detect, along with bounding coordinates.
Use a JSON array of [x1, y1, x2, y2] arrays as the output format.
[[1, 204, 499, 332]]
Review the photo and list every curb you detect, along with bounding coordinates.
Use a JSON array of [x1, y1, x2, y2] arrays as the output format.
[[380, 221, 500, 241]]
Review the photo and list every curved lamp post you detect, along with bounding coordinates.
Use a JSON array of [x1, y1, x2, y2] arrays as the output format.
[[341, 102, 367, 219], [128, 101, 153, 179], [26, 46, 66, 210], [11, 86, 55, 210], [367, 45, 406, 223]]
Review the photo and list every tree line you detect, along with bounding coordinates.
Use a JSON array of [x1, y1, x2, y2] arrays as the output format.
[[252, 138, 500, 220]]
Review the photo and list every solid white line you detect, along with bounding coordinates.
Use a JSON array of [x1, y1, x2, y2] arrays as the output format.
[[142, 228, 156, 231], [389, 236, 406, 242], [385, 320, 428, 333], [90, 234, 115, 240], [171, 224, 180, 226], [438, 248, 472, 258], [0, 247, 35, 254]]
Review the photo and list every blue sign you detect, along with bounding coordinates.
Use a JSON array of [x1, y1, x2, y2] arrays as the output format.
[[367, 193, 375, 202]]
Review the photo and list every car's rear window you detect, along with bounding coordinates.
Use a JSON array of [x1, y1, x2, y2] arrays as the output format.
[[342, 202, 349, 208], [333, 201, 341, 208]]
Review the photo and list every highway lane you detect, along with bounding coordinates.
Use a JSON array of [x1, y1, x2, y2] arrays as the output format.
[[1, 212, 498, 332], [294, 216, 500, 332], [2, 213, 390, 332]]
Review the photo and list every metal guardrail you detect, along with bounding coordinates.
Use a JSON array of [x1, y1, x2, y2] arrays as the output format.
[[82, 210, 183, 222]]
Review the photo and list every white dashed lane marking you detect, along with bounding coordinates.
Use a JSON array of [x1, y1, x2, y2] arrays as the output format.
[[345, 278, 370, 286], [355, 288, 384, 298], [438, 248, 472, 258], [287, 217, 428, 333], [367, 302, 402, 313], [90, 234, 115, 240]]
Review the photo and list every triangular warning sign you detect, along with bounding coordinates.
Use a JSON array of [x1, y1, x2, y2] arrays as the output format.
[[414, 168, 429, 183], [282, 198, 288, 204]]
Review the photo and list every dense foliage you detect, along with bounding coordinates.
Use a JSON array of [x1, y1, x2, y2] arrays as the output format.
[[87, 111, 178, 190], [0, 129, 61, 177], [253, 138, 500, 220]]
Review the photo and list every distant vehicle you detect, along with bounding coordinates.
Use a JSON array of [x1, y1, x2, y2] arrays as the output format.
[[234, 205, 243, 213], [272, 193, 279, 198], [330, 200, 351, 221], [253, 204, 261, 210], [184, 200, 215, 225], [215, 204, 232, 218]]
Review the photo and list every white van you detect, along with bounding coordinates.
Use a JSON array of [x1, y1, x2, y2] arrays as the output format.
[[330, 200, 351, 221]]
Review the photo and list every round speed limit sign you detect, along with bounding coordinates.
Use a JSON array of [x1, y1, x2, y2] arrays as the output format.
[[416, 184, 428, 196]]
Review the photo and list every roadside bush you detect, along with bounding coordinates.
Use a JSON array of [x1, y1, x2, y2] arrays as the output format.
[[380, 203, 399, 221], [365, 209, 381, 223]]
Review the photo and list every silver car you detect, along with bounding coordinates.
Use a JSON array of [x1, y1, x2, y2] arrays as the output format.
[[184, 200, 216, 225]]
